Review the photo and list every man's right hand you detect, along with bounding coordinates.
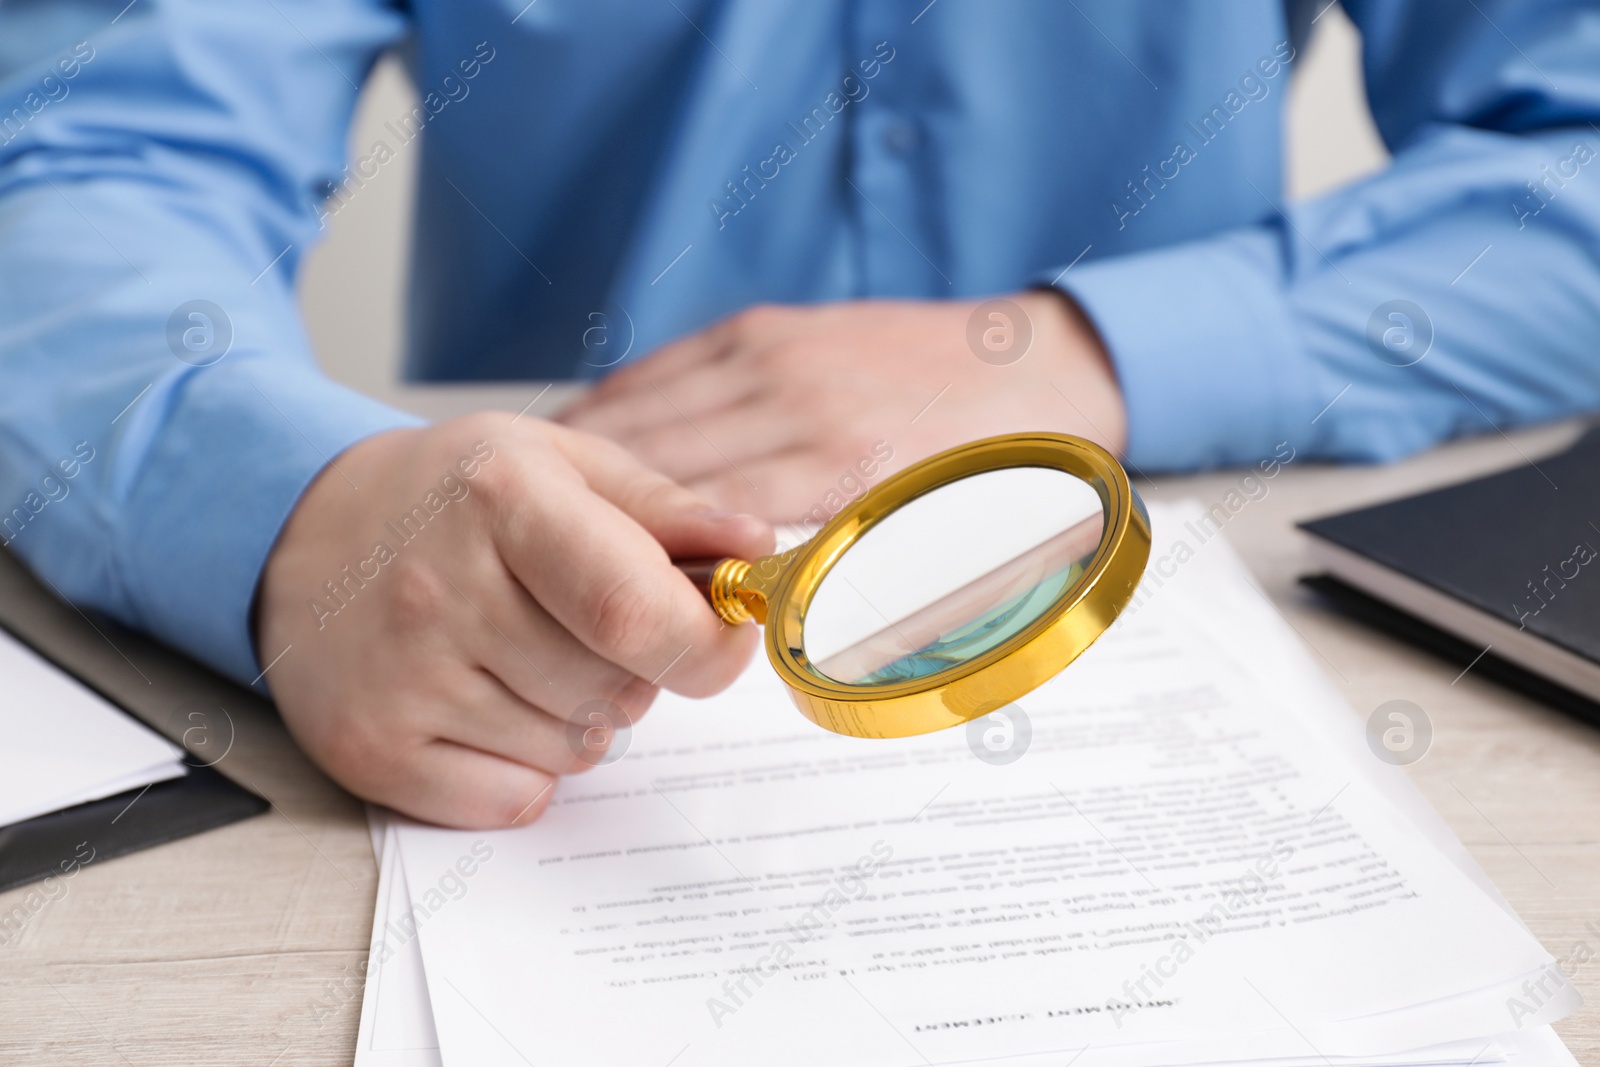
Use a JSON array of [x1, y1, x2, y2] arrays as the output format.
[[256, 414, 773, 828]]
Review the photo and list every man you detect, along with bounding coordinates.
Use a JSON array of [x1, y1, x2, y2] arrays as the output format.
[[1, 1, 1596, 827]]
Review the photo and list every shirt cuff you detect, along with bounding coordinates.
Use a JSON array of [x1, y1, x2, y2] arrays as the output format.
[[1043, 229, 1322, 471], [118, 360, 423, 689]]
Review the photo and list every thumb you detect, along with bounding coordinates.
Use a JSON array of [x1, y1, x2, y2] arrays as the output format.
[[547, 424, 775, 563]]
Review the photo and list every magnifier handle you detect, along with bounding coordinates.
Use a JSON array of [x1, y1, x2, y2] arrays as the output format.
[[675, 557, 762, 626], [676, 557, 728, 601]]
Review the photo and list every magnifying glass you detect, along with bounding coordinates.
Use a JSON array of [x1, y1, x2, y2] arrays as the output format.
[[677, 433, 1150, 739]]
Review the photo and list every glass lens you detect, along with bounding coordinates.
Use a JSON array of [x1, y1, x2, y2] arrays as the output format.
[[802, 466, 1106, 686]]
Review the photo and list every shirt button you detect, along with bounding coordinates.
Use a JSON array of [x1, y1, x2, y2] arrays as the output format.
[[881, 118, 918, 155]]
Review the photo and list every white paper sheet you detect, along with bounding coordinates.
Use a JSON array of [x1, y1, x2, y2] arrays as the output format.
[[364, 792, 1576, 1067], [360, 508, 1574, 1067], [356, 811, 443, 1067], [0, 625, 185, 827]]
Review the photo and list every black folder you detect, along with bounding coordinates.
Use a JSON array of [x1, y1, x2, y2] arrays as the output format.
[[0, 762, 267, 896], [0, 616, 267, 897], [1299, 424, 1600, 729]]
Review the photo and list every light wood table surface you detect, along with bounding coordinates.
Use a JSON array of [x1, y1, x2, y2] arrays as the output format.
[[1, 393, 1596, 1065]]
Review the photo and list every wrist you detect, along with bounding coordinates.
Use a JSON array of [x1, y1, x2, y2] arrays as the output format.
[[1010, 289, 1127, 455]]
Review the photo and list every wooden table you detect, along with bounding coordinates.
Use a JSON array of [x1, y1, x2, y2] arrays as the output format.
[[2, 402, 1596, 1065]]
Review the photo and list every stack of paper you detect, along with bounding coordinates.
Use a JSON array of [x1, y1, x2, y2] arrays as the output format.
[[355, 503, 1580, 1066], [0, 627, 186, 829]]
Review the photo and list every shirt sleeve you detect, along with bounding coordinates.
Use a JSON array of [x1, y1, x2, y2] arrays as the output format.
[[1049, 0, 1600, 472], [0, 0, 421, 687]]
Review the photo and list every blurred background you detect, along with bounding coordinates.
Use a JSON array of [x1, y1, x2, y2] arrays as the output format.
[[299, 8, 1390, 410]]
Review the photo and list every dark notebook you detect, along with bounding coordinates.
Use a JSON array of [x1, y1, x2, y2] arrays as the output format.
[[1299, 424, 1600, 728]]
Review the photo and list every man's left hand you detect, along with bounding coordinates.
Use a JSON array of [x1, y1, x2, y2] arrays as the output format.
[[558, 292, 1128, 522]]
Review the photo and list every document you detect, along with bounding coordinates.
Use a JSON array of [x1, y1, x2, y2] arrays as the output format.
[[356, 815, 442, 1067], [0, 625, 184, 827], [375, 505, 1576, 1066]]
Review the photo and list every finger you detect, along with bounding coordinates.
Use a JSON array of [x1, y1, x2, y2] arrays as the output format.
[[546, 425, 774, 561], [450, 555, 656, 719], [561, 361, 762, 440], [372, 739, 558, 829], [686, 448, 866, 523], [563, 319, 737, 416], [439, 667, 631, 777], [432, 547, 656, 723], [490, 443, 763, 695], [610, 401, 809, 486]]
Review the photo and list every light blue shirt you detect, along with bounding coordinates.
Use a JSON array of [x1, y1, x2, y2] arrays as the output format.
[[1, 0, 1598, 686]]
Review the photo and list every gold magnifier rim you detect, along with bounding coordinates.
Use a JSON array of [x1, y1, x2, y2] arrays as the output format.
[[757, 432, 1150, 739]]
